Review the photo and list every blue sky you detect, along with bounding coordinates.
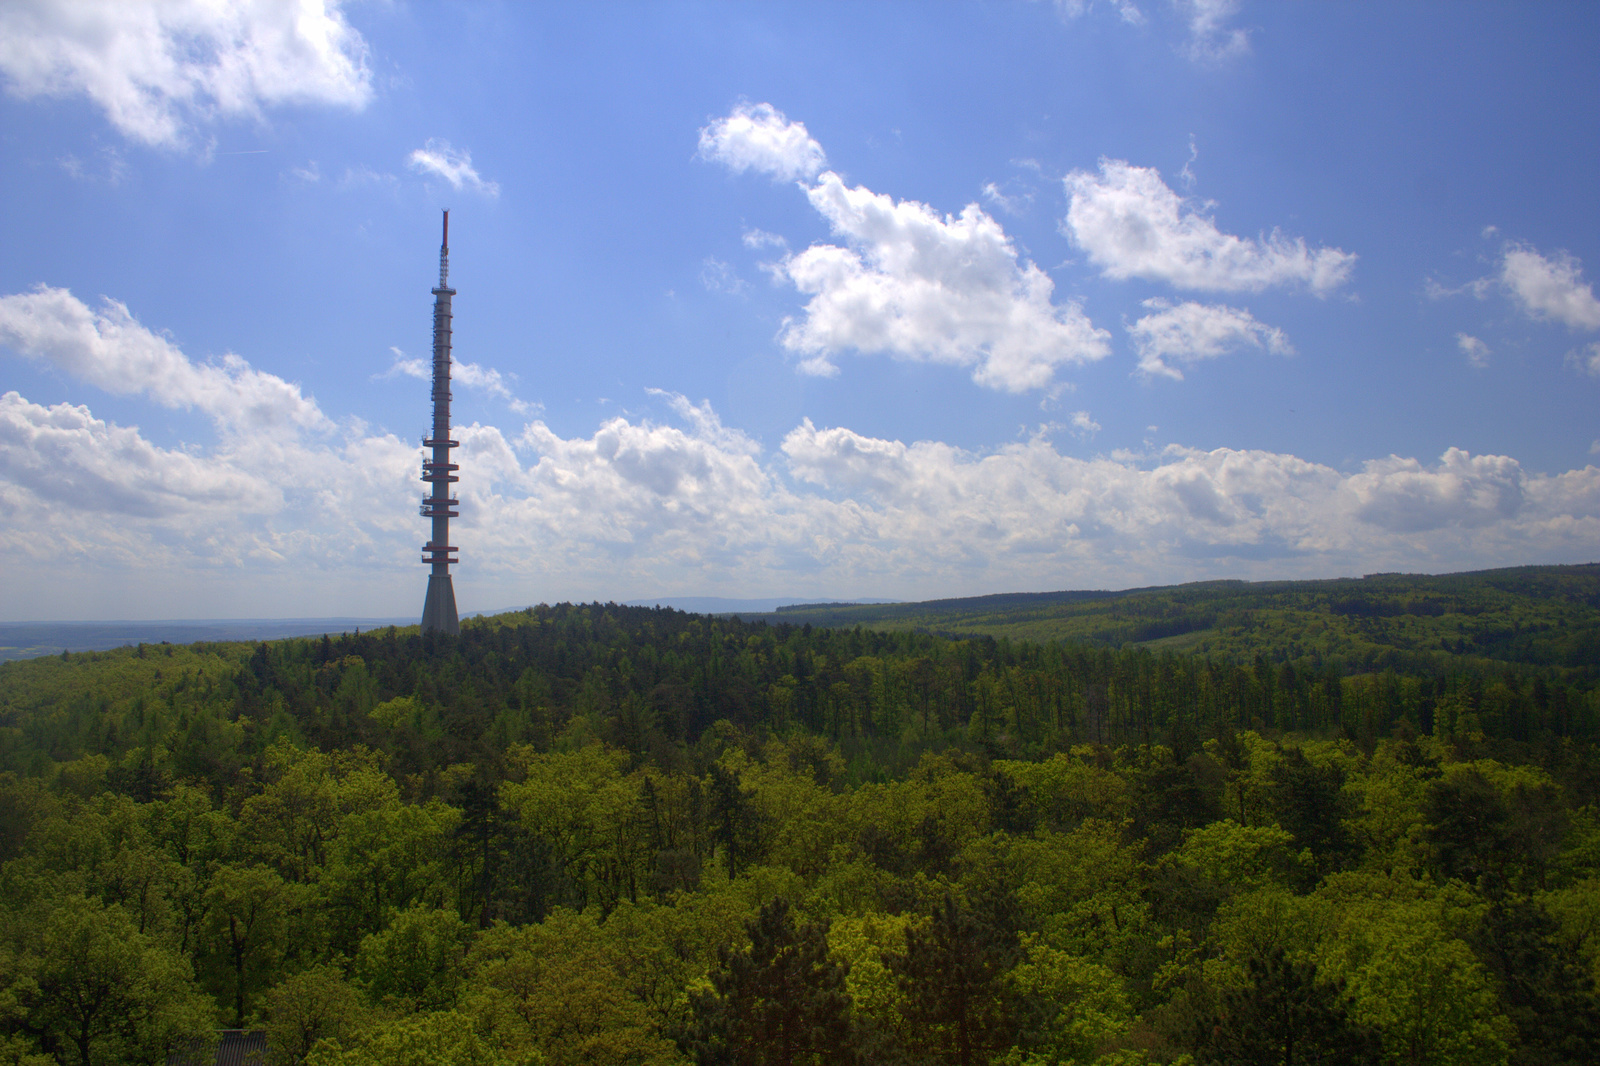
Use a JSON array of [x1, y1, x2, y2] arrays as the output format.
[[1, 1, 1597, 620]]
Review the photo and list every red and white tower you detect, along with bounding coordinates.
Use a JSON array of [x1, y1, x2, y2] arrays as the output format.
[[420, 210, 460, 635]]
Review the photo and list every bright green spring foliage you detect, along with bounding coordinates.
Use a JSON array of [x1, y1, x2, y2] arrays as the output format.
[[0, 598, 1598, 1064]]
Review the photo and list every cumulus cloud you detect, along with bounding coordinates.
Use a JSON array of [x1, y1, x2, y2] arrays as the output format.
[[1063, 159, 1356, 294], [1346, 449, 1528, 533], [0, 391, 274, 519], [1500, 243, 1600, 330], [1127, 298, 1290, 379], [0, 293, 430, 615], [0, 0, 371, 148], [3, 290, 1598, 615], [776, 422, 1598, 579], [1456, 333, 1490, 368], [0, 285, 329, 433], [698, 102, 826, 182], [776, 173, 1112, 391], [701, 103, 1112, 392], [408, 139, 499, 196]]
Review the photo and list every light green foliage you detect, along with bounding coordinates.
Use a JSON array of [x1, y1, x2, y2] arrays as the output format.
[[203, 862, 302, 1025], [0, 1034, 52, 1066], [1539, 877, 1600, 986], [1014, 821, 1148, 959], [827, 911, 915, 1029], [354, 905, 473, 1012], [594, 895, 750, 1034], [1344, 745, 1433, 869], [501, 744, 648, 910], [1200, 885, 1330, 993], [996, 752, 1131, 826], [261, 965, 367, 1066], [1314, 872, 1513, 1065], [1, 596, 1596, 1065], [730, 742, 848, 879], [1169, 820, 1304, 891], [239, 744, 342, 883], [9, 894, 214, 1066], [320, 766, 458, 947], [1008, 936, 1131, 1064], [305, 1010, 512, 1066], [461, 912, 679, 1066]]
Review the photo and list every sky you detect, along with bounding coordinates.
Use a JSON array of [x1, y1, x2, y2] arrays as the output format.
[[1, 0, 1598, 621]]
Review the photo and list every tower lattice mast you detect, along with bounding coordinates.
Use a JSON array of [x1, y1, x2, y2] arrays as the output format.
[[420, 210, 460, 635]]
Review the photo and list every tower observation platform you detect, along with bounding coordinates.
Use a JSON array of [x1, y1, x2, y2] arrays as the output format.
[[420, 211, 460, 635]]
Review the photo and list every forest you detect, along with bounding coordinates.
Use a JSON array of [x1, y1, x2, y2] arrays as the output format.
[[747, 564, 1600, 678], [1, 577, 1599, 1065]]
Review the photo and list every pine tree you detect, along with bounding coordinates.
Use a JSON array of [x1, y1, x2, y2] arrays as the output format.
[[887, 892, 1019, 1066], [682, 897, 857, 1066], [1193, 948, 1381, 1065], [1474, 895, 1600, 1066]]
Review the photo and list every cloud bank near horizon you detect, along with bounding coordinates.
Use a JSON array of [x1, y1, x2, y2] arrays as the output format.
[[2, 286, 1596, 618]]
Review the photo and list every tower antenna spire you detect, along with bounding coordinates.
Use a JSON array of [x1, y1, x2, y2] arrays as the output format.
[[439, 209, 449, 287], [420, 209, 460, 635]]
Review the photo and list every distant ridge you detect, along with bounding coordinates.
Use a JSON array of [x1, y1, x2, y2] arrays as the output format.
[[624, 596, 894, 615], [729, 564, 1600, 676], [0, 618, 414, 662]]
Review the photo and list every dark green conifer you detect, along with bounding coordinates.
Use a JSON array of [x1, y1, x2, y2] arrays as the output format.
[[682, 897, 856, 1066], [887, 892, 1020, 1066], [1193, 948, 1381, 1066]]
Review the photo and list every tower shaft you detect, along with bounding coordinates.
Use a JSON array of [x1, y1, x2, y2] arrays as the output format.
[[421, 210, 460, 635]]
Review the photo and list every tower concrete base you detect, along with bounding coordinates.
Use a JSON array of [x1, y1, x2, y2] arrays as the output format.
[[421, 574, 459, 636]]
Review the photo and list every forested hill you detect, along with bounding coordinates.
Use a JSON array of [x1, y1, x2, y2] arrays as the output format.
[[3, 597, 1600, 1064], [750, 563, 1600, 677]]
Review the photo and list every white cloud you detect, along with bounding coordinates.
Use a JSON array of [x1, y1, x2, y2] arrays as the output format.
[[377, 346, 532, 412], [777, 172, 1112, 391], [1051, 0, 1145, 24], [1346, 449, 1528, 533], [1178, 0, 1250, 61], [0, 391, 275, 519], [776, 422, 1599, 581], [0, 285, 329, 434], [1500, 243, 1600, 330], [742, 228, 789, 252], [377, 347, 429, 381], [408, 139, 499, 196], [1070, 411, 1101, 438], [1128, 298, 1290, 379], [698, 102, 826, 182], [980, 180, 1033, 216], [1063, 158, 1356, 294], [59, 145, 126, 184], [4, 290, 1598, 616], [700, 257, 747, 296], [1424, 275, 1492, 301], [701, 103, 1112, 392], [453, 361, 532, 414], [1456, 333, 1490, 368], [1568, 342, 1600, 379], [1179, 135, 1198, 188], [0, 0, 371, 148]]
